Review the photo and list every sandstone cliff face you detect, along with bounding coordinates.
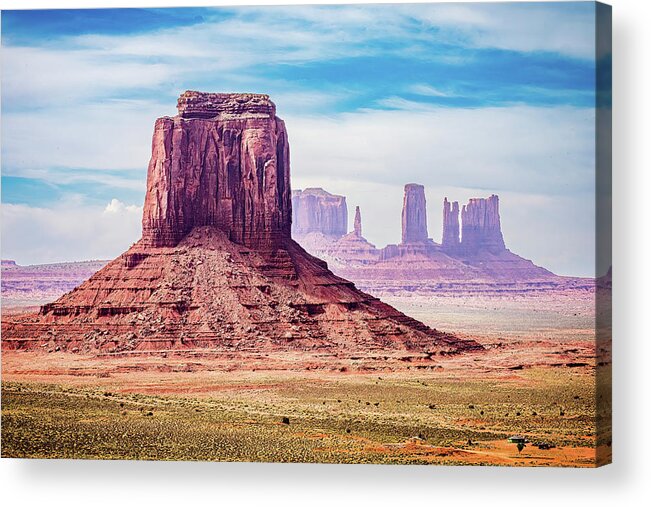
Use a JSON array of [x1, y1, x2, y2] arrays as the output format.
[[401, 184, 429, 244], [142, 91, 291, 249], [441, 198, 460, 254], [460, 195, 506, 255], [291, 188, 347, 238]]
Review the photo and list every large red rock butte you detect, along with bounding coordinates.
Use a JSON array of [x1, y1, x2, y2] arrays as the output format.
[[1, 92, 480, 356], [142, 91, 291, 249]]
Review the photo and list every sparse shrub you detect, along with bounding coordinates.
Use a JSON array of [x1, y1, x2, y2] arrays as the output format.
[[281, 416, 290, 425]]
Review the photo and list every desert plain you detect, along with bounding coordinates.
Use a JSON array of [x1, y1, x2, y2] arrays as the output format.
[[1, 282, 611, 467]]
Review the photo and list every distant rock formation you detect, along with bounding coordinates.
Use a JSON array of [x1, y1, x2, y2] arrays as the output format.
[[380, 184, 439, 261], [326, 206, 380, 266], [353, 206, 362, 237], [441, 198, 460, 254], [459, 195, 506, 255], [401, 183, 429, 244], [291, 185, 557, 291], [3, 92, 480, 356], [291, 188, 348, 239]]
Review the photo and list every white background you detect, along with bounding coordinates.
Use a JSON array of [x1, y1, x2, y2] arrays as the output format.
[[0, 0, 649, 505]]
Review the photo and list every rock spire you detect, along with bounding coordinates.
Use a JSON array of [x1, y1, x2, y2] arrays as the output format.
[[353, 206, 362, 237], [441, 198, 460, 253], [401, 184, 428, 244]]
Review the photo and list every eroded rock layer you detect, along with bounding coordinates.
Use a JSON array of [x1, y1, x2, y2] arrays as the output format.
[[2, 228, 479, 354]]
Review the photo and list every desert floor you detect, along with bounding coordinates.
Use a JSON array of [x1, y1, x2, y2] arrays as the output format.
[[1, 289, 611, 466]]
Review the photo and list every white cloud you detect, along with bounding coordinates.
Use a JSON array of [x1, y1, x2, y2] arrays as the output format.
[[2, 100, 166, 171], [1, 200, 142, 265], [287, 104, 595, 196], [408, 3, 596, 59], [104, 198, 141, 214], [287, 104, 596, 277], [1, 46, 173, 108], [407, 84, 454, 98]]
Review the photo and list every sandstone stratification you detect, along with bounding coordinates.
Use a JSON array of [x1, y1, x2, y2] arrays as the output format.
[[2, 92, 480, 357]]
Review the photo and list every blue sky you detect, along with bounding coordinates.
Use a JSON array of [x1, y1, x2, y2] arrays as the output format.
[[1, 3, 606, 275]]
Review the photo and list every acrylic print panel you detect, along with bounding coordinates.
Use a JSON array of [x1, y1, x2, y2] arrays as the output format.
[[0, 2, 611, 467]]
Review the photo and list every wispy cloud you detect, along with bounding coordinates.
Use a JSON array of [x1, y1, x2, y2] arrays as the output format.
[[407, 84, 455, 98]]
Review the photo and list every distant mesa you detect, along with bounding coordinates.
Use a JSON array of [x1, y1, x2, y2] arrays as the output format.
[[291, 187, 348, 239], [2, 91, 480, 356], [1, 259, 18, 267], [293, 183, 556, 290]]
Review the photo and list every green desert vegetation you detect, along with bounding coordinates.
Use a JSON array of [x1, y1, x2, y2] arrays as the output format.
[[1, 367, 601, 465]]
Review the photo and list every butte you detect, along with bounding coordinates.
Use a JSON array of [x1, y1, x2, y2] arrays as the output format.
[[1, 91, 481, 357]]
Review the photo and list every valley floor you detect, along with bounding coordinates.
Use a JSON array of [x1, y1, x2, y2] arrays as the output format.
[[0, 288, 611, 466]]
